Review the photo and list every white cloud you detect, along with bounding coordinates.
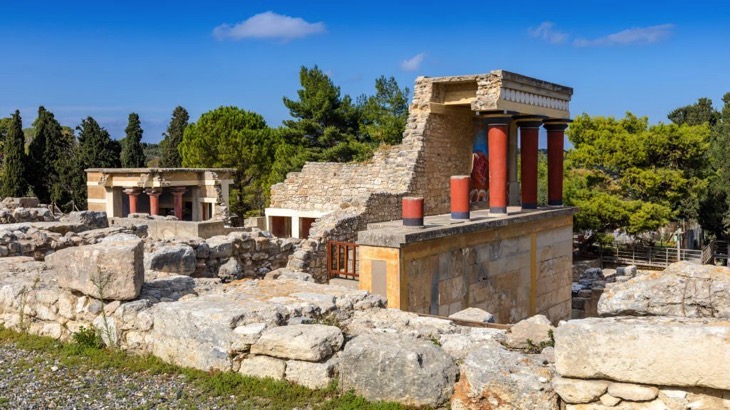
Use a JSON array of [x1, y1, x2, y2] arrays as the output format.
[[574, 24, 674, 47], [401, 53, 426, 72], [213, 11, 326, 41], [528, 22, 568, 44]]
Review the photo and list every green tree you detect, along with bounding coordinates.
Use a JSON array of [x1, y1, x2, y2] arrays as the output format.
[[1, 111, 29, 198], [358, 76, 410, 145], [668, 97, 720, 127], [142, 142, 162, 167], [565, 112, 710, 238], [121, 113, 146, 168], [27, 106, 62, 202], [48, 126, 77, 211], [73, 117, 121, 209], [179, 106, 276, 216], [161, 106, 189, 167], [282, 65, 367, 162], [701, 92, 730, 238]]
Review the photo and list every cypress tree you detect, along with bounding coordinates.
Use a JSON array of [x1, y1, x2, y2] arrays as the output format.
[[1, 111, 29, 198], [73, 117, 121, 209], [28, 106, 63, 203], [121, 113, 146, 167], [161, 106, 189, 167]]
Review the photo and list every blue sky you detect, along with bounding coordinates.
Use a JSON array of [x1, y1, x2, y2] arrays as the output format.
[[2, 1, 730, 144]]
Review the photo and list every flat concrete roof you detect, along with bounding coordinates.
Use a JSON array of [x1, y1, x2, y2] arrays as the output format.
[[86, 168, 235, 173], [357, 206, 578, 248]]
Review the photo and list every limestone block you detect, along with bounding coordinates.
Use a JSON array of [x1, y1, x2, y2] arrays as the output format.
[[239, 355, 286, 380], [598, 261, 730, 319], [144, 245, 197, 276], [504, 314, 554, 349], [449, 307, 495, 323], [451, 340, 557, 410], [566, 400, 667, 410], [599, 393, 621, 407], [554, 317, 730, 390], [251, 324, 343, 362], [285, 356, 338, 389], [206, 236, 234, 259], [607, 382, 659, 402], [552, 376, 609, 404], [341, 333, 458, 408], [45, 239, 144, 301], [217, 258, 243, 282]]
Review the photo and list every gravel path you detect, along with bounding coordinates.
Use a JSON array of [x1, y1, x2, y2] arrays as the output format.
[[0, 343, 252, 409]]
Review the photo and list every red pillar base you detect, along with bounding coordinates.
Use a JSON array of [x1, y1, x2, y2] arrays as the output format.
[[402, 197, 424, 227], [450, 176, 471, 220]]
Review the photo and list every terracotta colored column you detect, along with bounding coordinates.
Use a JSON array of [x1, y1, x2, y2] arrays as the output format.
[[544, 121, 569, 206], [402, 197, 424, 227], [123, 188, 141, 216], [450, 176, 470, 221], [486, 117, 511, 215], [145, 189, 161, 216], [170, 187, 187, 220], [518, 120, 542, 209]]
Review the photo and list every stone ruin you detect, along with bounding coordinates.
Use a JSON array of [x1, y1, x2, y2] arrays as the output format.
[[0, 195, 728, 408]]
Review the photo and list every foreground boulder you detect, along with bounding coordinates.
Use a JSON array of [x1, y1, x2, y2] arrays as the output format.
[[554, 316, 730, 391], [598, 261, 730, 318], [45, 239, 144, 300], [341, 333, 458, 408], [251, 324, 343, 362], [504, 314, 555, 350], [61, 210, 109, 231], [452, 342, 558, 410]]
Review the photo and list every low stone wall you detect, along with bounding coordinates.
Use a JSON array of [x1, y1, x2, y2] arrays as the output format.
[[554, 317, 730, 409], [109, 217, 226, 240], [144, 231, 294, 281]]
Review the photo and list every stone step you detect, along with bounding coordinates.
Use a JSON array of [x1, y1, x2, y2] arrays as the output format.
[[328, 277, 360, 290]]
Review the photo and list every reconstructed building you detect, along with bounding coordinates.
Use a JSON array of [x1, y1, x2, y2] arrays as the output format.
[[269, 69, 577, 324], [86, 168, 234, 221]]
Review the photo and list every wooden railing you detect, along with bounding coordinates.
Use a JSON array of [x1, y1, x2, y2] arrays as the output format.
[[327, 241, 359, 279]]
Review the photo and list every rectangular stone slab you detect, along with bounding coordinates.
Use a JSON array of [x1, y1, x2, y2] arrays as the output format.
[[45, 239, 144, 301], [554, 317, 730, 390]]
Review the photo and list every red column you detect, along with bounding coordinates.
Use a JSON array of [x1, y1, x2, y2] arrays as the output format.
[[450, 176, 470, 220], [518, 120, 542, 209], [145, 189, 161, 216], [170, 187, 187, 220], [123, 188, 141, 216], [544, 121, 569, 206], [402, 197, 424, 227], [487, 118, 510, 215]]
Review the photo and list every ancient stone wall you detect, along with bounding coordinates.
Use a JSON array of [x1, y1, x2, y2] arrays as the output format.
[[399, 219, 573, 323]]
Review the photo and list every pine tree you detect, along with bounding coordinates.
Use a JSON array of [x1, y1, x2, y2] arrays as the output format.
[[121, 113, 146, 167], [161, 106, 189, 167], [1, 111, 29, 198]]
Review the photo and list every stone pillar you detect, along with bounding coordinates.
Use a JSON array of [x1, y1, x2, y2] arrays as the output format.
[[544, 121, 569, 206], [486, 117, 511, 215], [145, 189, 161, 216], [450, 176, 470, 221], [517, 120, 543, 209], [123, 188, 141, 216], [170, 187, 187, 220]]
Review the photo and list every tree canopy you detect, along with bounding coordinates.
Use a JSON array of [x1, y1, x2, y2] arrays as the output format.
[[565, 112, 710, 237], [358, 76, 410, 145], [180, 106, 276, 216]]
